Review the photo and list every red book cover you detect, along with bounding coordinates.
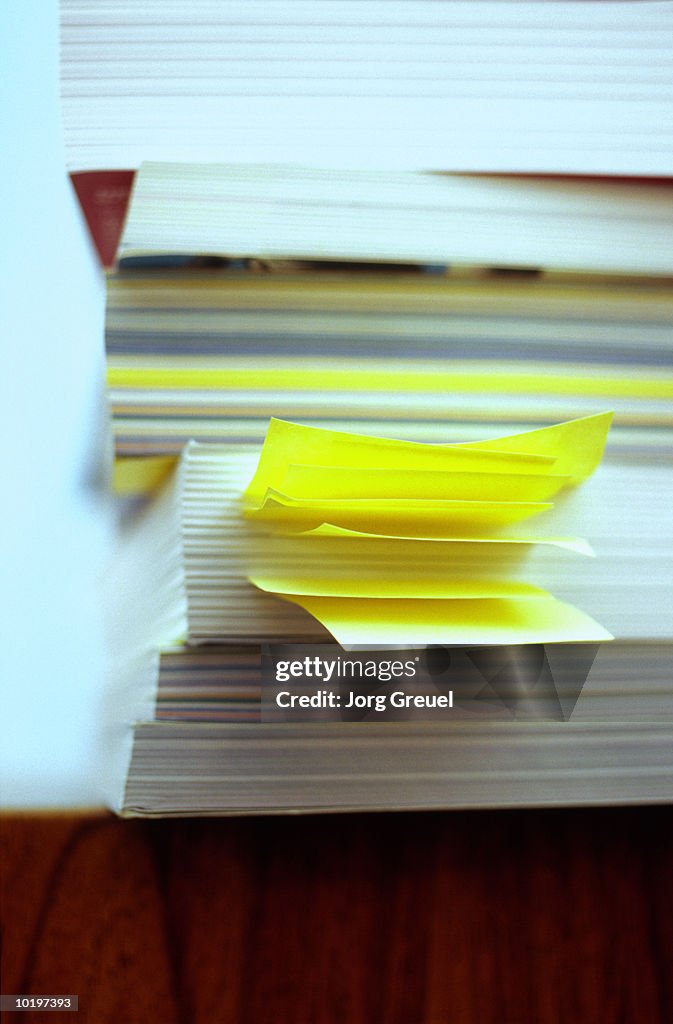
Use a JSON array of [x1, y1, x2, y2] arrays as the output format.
[[71, 170, 135, 268]]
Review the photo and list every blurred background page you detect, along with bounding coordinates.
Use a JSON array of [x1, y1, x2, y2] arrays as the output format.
[[0, 0, 113, 807]]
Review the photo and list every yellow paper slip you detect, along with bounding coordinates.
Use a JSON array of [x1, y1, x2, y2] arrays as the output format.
[[278, 595, 613, 646], [457, 411, 613, 482], [248, 492, 552, 535], [245, 535, 532, 578], [285, 525, 594, 554], [243, 414, 611, 644], [250, 575, 549, 600], [279, 464, 572, 502], [244, 418, 558, 505], [244, 413, 612, 505]]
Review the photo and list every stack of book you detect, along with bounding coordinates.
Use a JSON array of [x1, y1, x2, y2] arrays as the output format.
[[59, 1, 673, 815], [99, 164, 672, 816]]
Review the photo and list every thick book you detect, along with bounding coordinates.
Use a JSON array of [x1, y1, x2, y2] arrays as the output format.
[[59, 4, 673, 265], [118, 163, 673, 276], [61, 1, 673, 177], [106, 428, 673, 816]]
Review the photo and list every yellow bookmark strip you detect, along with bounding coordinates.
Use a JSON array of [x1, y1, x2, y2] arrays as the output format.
[[245, 413, 610, 503], [285, 526, 594, 555], [249, 493, 552, 535], [279, 595, 614, 646], [244, 415, 611, 644], [457, 411, 613, 482], [249, 575, 549, 600], [279, 464, 572, 502], [244, 418, 557, 505]]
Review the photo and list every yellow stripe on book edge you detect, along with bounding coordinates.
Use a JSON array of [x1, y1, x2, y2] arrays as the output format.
[[106, 366, 673, 400]]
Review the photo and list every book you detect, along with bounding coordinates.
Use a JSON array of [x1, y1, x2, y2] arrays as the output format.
[[61, 1, 673, 177], [107, 424, 673, 816], [118, 162, 673, 276]]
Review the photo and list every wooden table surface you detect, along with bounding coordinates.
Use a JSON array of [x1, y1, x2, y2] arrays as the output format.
[[2, 807, 672, 1023]]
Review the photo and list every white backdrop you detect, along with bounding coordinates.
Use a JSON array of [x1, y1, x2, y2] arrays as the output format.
[[1, 0, 114, 806]]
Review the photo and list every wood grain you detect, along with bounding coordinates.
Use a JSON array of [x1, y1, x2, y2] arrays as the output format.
[[2, 808, 672, 1023]]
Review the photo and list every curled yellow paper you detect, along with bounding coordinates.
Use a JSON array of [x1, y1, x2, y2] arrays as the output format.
[[248, 491, 553, 536], [456, 411, 613, 483], [280, 595, 613, 646], [285, 525, 594, 554], [244, 412, 612, 507], [279, 464, 571, 502], [243, 413, 613, 645], [244, 418, 559, 507], [249, 574, 549, 600]]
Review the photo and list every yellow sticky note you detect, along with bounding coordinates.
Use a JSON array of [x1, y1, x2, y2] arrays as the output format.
[[244, 418, 558, 506], [279, 464, 571, 502], [249, 574, 549, 600], [284, 525, 594, 555], [243, 414, 612, 645], [248, 491, 553, 536], [457, 411, 613, 483], [280, 595, 613, 646]]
